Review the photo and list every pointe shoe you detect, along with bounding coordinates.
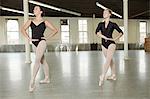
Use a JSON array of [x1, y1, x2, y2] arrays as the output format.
[[107, 75, 117, 81], [99, 75, 104, 86], [29, 81, 36, 92], [39, 79, 50, 84], [39, 77, 50, 84]]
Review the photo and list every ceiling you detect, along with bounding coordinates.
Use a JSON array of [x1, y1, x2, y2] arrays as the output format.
[[0, 0, 150, 19]]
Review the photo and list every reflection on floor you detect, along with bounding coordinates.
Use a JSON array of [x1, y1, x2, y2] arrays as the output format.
[[0, 50, 149, 99]]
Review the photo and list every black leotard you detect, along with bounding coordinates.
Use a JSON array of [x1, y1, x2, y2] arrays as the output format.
[[95, 21, 123, 49], [30, 21, 46, 47]]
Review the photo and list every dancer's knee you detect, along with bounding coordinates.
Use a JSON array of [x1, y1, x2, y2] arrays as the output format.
[[35, 57, 41, 63]]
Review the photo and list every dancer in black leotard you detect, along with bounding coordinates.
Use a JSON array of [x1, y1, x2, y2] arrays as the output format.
[[96, 21, 123, 49], [21, 6, 58, 92], [95, 9, 123, 86], [30, 21, 46, 47]]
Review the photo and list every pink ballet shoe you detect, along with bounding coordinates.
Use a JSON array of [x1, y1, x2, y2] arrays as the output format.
[[39, 79, 50, 84], [39, 77, 50, 84], [29, 80, 36, 92], [107, 74, 117, 81], [99, 75, 104, 86]]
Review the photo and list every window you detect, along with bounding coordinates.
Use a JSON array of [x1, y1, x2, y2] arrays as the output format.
[[78, 20, 88, 43], [119, 26, 124, 42], [139, 21, 147, 43], [6, 19, 19, 44], [61, 19, 69, 43]]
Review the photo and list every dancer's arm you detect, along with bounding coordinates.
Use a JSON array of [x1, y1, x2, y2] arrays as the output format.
[[42, 20, 58, 40], [95, 23, 114, 41], [113, 23, 123, 41], [21, 20, 32, 41], [114, 33, 123, 41], [97, 32, 114, 41]]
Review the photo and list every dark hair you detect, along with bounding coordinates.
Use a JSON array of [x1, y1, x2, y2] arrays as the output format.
[[105, 9, 112, 15], [39, 6, 45, 17], [34, 6, 45, 17]]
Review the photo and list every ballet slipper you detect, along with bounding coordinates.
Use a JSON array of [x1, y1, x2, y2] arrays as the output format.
[[39, 79, 50, 84], [99, 75, 105, 86], [39, 77, 50, 84], [29, 80, 36, 92], [107, 74, 117, 80]]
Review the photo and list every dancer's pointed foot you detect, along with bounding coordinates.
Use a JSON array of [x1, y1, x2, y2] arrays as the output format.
[[29, 80, 36, 93], [39, 77, 50, 84], [107, 74, 117, 81], [99, 75, 105, 86]]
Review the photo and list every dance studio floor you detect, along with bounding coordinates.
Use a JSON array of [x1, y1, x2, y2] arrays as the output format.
[[0, 50, 149, 99]]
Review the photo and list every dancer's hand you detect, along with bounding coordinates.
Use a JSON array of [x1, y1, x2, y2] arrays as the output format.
[[97, 32, 101, 38], [114, 38, 119, 41], [107, 38, 115, 41]]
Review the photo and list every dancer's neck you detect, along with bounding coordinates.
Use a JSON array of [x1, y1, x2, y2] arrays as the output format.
[[104, 18, 110, 23], [35, 15, 42, 21]]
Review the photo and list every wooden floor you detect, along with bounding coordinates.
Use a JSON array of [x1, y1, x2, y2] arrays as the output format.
[[0, 50, 149, 99]]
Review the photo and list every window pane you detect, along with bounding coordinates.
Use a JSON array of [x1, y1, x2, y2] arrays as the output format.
[[78, 20, 87, 31], [61, 32, 69, 37], [79, 32, 83, 37], [61, 25, 69, 31], [82, 20, 87, 24], [78, 20, 87, 25], [78, 20, 82, 25], [140, 22, 146, 33], [7, 20, 19, 44], [78, 20, 88, 43], [79, 25, 83, 31], [61, 32, 69, 43], [140, 22, 147, 43], [7, 32, 19, 44], [79, 32, 87, 43], [83, 32, 87, 38], [83, 25, 87, 31], [140, 33, 146, 43], [61, 19, 70, 43], [7, 20, 19, 31]]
